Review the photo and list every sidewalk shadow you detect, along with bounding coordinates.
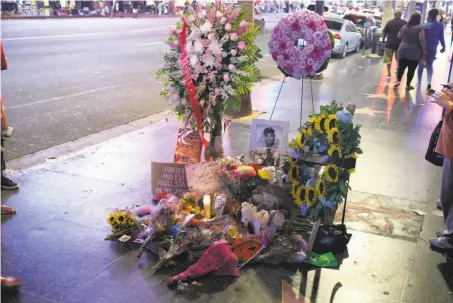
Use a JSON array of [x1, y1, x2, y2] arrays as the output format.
[[437, 262, 453, 291]]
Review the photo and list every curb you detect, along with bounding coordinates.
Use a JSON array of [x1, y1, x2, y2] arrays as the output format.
[[5, 110, 172, 175]]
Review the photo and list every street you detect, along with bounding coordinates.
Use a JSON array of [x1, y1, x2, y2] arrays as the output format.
[[1, 16, 290, 162]]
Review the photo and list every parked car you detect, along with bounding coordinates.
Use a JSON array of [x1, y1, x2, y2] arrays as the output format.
[[324, 18, 362, 58], [343, 13, 378, 49]]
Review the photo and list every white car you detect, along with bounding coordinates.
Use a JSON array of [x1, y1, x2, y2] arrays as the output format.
[[324, 18, 362, 58]]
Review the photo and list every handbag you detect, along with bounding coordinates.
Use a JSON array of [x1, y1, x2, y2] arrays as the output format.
[[425, 120, 444, 166]]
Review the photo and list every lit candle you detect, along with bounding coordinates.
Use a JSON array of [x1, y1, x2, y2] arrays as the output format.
[[203, 194, 211, 219]]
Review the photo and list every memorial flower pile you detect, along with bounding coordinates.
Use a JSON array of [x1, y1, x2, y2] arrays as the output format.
[[105, 209, 138, 239]]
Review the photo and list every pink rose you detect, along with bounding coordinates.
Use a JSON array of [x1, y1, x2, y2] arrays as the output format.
[[203, 40, 209, 47], [181, 98, 187, 106], [238, 41, 246, 51], [240, 20, 248, 28], [223, 73, 230, 82], [225, 23, 232, 31], [228, 64, 236, 71], [216, 57, 222, 63], [215, 88, 221, 95], [230, 33, 238, 41], [220, 17, 227, 24], [230, 49, 237, 56]]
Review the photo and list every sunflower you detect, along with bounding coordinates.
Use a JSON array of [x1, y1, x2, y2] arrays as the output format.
[[327, 127, 340, 144], [309, 116, 320, 132], [315, 178, 326, 197], [126, 213, 137, 225], [112, 222, 121, 232], [345, 153, 359, 159], [305, 126, 313, 136], [116, 211, 127, 225], [294, 185, 306, 206], [328, 144, 342, 160], [296, 130, 307, 148], [317, 115, 328, 133], [291, 181, 300, 199], [348, 168, 356, 174], [287, 157, 295, 166], [106, 212, 117, 225], [323, 164, 339, 183], [305, 186, 317, 207], [324, 114, 337, 132], [288, 164, 300, 183]]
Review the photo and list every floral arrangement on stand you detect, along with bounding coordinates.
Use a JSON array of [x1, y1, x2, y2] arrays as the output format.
[[157, 1, 263, 159], [285, 101, 362, 220], [268, 10, 332, 79]]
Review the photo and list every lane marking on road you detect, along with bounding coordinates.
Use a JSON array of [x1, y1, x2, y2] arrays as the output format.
[[134, 42, 164, 47], [8, 82, 138, 110], [2, 28, 166, 41]]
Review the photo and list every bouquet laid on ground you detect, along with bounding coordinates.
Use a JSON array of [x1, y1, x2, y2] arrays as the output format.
[[219, 156, 276, 203], [105, 209, 139, 240], [157, 1, 263, 158], [285, 101, 362, 220]]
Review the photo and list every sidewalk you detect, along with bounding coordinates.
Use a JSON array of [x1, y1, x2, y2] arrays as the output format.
[[2, 52, 452, 303], [1, 13, 180, 20]]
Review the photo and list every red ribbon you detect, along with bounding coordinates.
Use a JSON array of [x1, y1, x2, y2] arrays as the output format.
[[180, 18, 209, 148]]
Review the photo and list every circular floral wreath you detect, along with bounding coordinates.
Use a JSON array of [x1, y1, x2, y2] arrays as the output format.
[[268, 11, 332, 79]]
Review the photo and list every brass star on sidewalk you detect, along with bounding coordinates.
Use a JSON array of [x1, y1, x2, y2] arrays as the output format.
[[354, 106, 387, 117], [362, 93, 388, 100]]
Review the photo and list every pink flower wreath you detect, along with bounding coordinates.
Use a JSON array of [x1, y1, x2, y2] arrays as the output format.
[[268, 11, 332, 79]]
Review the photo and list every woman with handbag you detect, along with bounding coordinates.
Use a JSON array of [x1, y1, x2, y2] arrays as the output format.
[[429, 89, 453, 250]]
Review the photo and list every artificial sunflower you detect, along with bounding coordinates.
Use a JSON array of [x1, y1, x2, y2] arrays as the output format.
[[328, 144, 342, 160], [315, 178, 326, 197], [327, 127, 340, 144], [112, 222, 121, 232], [294, 185, 306, 206], [305, 186, 317, 207], [257, 169, 271, 180], [116, 211, 127, 225], [324, 114, 337, 132], [323, 164, 339, 183], [291, 181, 300, 199], [288, 164, 300, 183], [106, 212, 116, 225], [317, 115, 328, 133], [296, 130, 307, 149]]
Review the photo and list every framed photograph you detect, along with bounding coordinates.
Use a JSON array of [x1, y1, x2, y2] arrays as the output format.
[[249, 119, 289, 155]]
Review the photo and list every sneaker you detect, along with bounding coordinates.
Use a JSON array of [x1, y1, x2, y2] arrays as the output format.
[[1, 175, 19, 190], [437, 199, 442, 210], [1, 205, 16, 215], [2, 127, 13, 137], [427, 84, 431, 90], [406, 85, 414, 91], [436, 230, 453, 238]]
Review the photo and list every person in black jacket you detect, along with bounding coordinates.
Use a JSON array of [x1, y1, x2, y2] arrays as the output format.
[[382, 10, 407, 80]]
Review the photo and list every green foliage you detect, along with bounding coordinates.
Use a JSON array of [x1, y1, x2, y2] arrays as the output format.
[[319, 100, 344, 115]]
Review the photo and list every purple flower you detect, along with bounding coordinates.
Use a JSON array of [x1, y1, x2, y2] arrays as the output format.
[[300, 204, 308, 216], [336, 110, 353, 124]]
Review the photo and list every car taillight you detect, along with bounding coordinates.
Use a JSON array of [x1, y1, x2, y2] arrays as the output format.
[[334, 33, 341, 39]]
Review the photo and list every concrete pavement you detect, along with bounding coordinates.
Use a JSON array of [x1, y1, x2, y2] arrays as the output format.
[[2, 39, 453, 302]]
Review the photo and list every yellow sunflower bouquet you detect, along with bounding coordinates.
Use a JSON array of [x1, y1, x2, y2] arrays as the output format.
[[105, 209, 138, 240]]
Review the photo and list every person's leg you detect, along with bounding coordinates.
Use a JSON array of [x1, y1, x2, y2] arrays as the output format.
[[383, 48, 393, 77], [396, 58, 408, 86], [426, 53, 435, 87], [1, 133, 18, 190], [405, 59, 419, 88], [417, 60, 424, 86], [442, 158, 453, 233]]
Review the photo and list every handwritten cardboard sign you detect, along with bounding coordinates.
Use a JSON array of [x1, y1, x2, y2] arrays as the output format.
[[151, 162, 188, 196], [185, 161, 221, 193]]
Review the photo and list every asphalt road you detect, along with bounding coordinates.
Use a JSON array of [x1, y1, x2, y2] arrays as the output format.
[[0, 16, 288, 161]]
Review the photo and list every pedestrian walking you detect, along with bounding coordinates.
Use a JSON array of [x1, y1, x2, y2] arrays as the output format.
[[394, 13, 426, 90], [429, 89, 453, 250], [417, 9, 446, 90], [382, 10, 406, 81]]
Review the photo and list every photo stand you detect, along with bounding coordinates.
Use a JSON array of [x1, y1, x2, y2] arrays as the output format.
[[268, 75, 351, 258]]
